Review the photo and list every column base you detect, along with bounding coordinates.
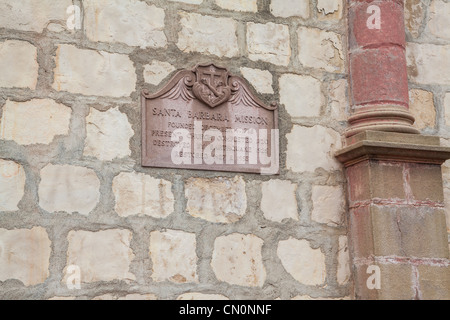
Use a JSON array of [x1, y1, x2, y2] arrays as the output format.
[[336, 131, 450, 300]]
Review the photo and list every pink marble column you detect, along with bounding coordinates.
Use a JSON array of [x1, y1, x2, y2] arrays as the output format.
[[346, 0, 419, 137]]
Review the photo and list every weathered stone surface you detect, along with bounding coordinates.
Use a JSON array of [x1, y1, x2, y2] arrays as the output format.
[[261, 180, 298, 222], [298, 27, 344, 73], [93, 293, 158, 300], [215, 0, 257, 12], [427, 0, 450, 41], [65, 229, 135, 283], [247, 22, 291, 66], [53, 44, 137, 97], [84, 107, 134, 161], [311, 185, 345, 226], [0, 227, 51, 286], [84, 0, 167, 48], [417, 265, 450, 300], [337, 236, 350, 285], [177, 293, 229, 300], [0, 99, 71, 145], [0, 40, 38, 89], [404, 0, 426, 38], [185, 176, 247, 223], [286, 125, 342, 173], [0, 0, 72, 32], [407, 43, 450, 85], [240, 67, 274, 94], [169, 0, 203, 3], [317, 0, 343, 20], [0, 160, 26, 212], [112, 172, 174, 218], [144, 61, 176, 85], [277, 238, 326, 286], [177, 12, 239, 58], [444, 93, 450, 126], [409, 89, 435, 130], [211, 233, 266, 287], [279, 74, 323, 118], [149, 229, 198, 283], [328, 79, 348, 122], [38, 164, 100, 215], [270, 0, 309, 18]]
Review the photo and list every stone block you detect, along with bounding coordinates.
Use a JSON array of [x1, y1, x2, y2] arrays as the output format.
[[261, 179, 298, 222], [65, 229, 135, 283], [407, 43, 450, 85], [0, 40, 38, 89], [277, 238, 326, 286], [112, 172, 174, 218], [408, 89, 435, 130], [279, 74, 323, 118], [417, 265, 450, 300], [185, 176, 246, 223], [240, 67, 273, 94], [0, 160, 26, 211], [215, 0, 257, 12], [270, 0, 309, 18], [150, 229, 198, 283], [297, 27, 345, 73], [177, 12, 239, 58], [0, 99, 71, 145], [84, 107, 134, 161], [38, 164, 100, 215], [311, 185, 345, 226], [144, 61, 176, 86], [53, 44, 137, 97], [0, 227, 51, 286], [247, 22, 291, 66], [211, 233, 266, 287], [84, 0, 167, 48]]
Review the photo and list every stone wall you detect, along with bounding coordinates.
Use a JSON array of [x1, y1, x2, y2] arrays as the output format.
[[0, 0, 448, 300]]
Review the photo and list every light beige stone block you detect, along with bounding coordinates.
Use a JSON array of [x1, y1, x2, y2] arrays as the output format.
[[211, 233, 266, 287], [407, 43, 450, 85], [317, 0, 343, 20], [0, 160, 26, 211], [169, 0, 203, 3], [445, 93, 450, 126], [53, 44, 137, 97], [144, 61, 176, 86], [247, 22, 291, 66], [427, 0, 450, 40], [112, 172, 174, 218], [84, 107, 134, 161], [64, 229, 135, 283], [240, 67, 274, 94], [177, 12, 239, 58], [409, 89, 435, 130], [328, 79, 348, 122], [277, 238, 326, 286], [84, 0, 167, 48], [149, 229, 198, 283], [279, 74, 323, 118], [286, 125, 342, 173], [298, 27, 345, 73], [0, 40, 38, 89], [185, 176, 247, 223], [270, 0, 309, 18], [0, 227, 51, 286], [0, 0, 72, 32], [261, 180, 298, 222], [0, 99, 71, 145], [311, 185, 345, 226], [215, 0, 257, 12], [38, 164, 100, 215]]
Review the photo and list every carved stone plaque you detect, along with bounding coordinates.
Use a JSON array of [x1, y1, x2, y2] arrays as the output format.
[[141, 63, 279, 174]]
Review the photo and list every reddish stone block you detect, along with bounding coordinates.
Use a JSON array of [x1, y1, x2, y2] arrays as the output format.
[[349, 0, 406, 50], [350, 46, 409, 107]]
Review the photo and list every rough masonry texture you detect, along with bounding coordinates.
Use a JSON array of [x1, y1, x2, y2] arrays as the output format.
[[0, 0, 448, 300]]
